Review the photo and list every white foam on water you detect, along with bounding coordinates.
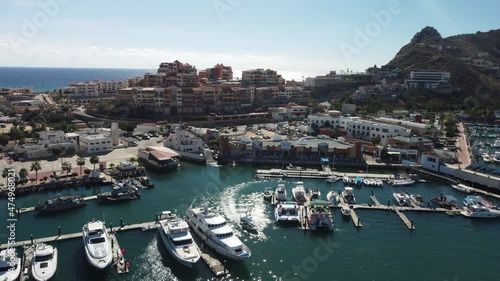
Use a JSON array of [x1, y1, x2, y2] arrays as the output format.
[[129, 237, 179, 281]]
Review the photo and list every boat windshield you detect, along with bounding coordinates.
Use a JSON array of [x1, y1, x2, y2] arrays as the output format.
[[90, 237, 105, 244], [35, 253, 53, 262], [207, 222, 226, 228], [216, 232, 233, 238], [169, 237, 193, 246]]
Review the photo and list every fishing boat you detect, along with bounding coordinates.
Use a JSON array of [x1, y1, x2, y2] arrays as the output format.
[[308, 188, 321, 200], [460, 205, 500, 218], [34, 195, 86, 213], [393, 192, 410, 206], [82, 220, 113, 270], [187, 206, 251, 261], [263, 187, 273, 201], [326, 191, 339, 205], [275, 184, 287, 201], [308, 201, 334, 231], [0, 249, 21, 281], [451, 183, 473, 193], [240, 216, 258, 234], [31, 243, 58, 281], [274, 201, 301, 225], [158, 211, 201, 267], [431, 195, 459, 210], [409, 194, 425, 207], [292, 182, 307, 204], [341, 187, 356, 204], [463, 195, 497, 209]]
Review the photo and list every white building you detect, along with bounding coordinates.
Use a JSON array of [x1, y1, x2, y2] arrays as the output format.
[[22, 130, 78, 159], [307, 115, 411, 145], [62, 80, 128, 96], [269, 103, 308, 121], [164, 126, 206, 162], [375, 117, 435, 135], [405, 71, 450, 89], [78, 128, 114, 154]]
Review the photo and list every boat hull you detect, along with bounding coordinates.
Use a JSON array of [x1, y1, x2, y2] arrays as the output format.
[[159, 228, 199, 268], [31, 247, 58, 281]]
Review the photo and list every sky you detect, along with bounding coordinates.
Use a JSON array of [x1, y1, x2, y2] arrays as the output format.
[[0, 0, 498, 80]]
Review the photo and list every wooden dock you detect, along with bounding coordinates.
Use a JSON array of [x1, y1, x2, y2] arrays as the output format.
[[349, 207, 363, 227], [0, 220, 158, 250], [19, 245, 35, 281], [394, 208, 415, 230], [201, 253, 226, 276], [110, 233, 129, 274], [299, 205, 310, 230], [370, 196, 381, 206]]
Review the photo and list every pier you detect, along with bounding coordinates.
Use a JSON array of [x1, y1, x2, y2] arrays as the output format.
[[394, 208, 415, 230], [19, 244, 35, 281], [256, 168, 394, 180], [110, 233, 129, 274]]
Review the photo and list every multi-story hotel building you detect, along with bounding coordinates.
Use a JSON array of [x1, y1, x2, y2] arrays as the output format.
[[78, 128, 114, 155], [199, 64, 233, 81], [242, 69, 283, 86], [405, 71, 451, 89]]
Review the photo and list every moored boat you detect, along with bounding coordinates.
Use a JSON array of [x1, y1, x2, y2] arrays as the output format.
[[97, 184, 140, 203], [451, 183, 473, 193], [393, 192, 410, 206], [292, 182, 307, 204], [274, 201, 300, 225], [187, 206, 251, 262], [158, 211, 201, 267], [275, 184, 287, 201], [263, 187, 273, 201], [35, 195, 86, 213], [82, 220, 113, 270], [341, 205, 351, 217], [341, 187, 356, 204], [0, 249, 21, 281], [31, 243, 58, 281], [326, 191, 339, 205], [409, 194, 425, 207], [308, 201, 334, 231], [463, 195, 497, 209], [431, 195, 459, 210], [460, 205, 500, 218], [308, 188, 321, 200]]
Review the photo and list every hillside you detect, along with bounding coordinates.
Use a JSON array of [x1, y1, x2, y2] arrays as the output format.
[[386, 26, 500, 112]]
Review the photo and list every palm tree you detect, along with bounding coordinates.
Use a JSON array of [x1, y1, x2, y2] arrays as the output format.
[[30, 161, 42, 182], [76, 157, 86, 176], [128, 157, 137, 164], [109, 163, 115, 170], [19, 168, 28, 181], [2, 168, 10, 178], [90, 155, 99, 170], [61, 161, 72, 176]]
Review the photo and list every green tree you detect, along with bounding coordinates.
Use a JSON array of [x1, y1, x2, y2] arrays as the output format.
[[19, 168, 28, 180], [109, 163, 115, 170], [128, 157, 137, 165], [61, 161, 72, 176], [30, 161, 42, 182], [2, 168, 10, 178], [0, 134, 9, 146], [90, 155, 100, 170], [371, 136, 381, 146], [76, 157, 86, 176]]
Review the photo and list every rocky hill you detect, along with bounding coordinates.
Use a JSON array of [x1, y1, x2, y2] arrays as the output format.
[[386, 26, 500, 111]]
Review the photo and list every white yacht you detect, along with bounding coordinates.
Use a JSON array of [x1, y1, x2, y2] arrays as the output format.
[[341, 187, 356, 204], [0, 249, 21, 281], [275, 184, 287, 201], [461, 205, 500, 218], [274, 201, 301, 225], [292, 182, 307, 204], [326, 191, 339, 205], [409, 194, 426, 207], [187, 207, 251, 262], [82, 220, 113, 270], [393, 192, 410, 206], [481, 153, 492, 163], [158, 211, 201, 267], [388, 178, 415, 186], [31, 243, 58, 281]]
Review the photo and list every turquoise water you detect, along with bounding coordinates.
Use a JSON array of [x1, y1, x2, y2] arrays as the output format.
[[2, 162, 500, 280]]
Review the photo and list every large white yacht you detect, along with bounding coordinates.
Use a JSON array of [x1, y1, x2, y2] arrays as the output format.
[[31, 243, 58, 281], [187, 207, 251, 262], [0, 249, 21, 281], [461, 205, 500, 218], [158, 211, 201, 267], [82, 220, 113, 270], [292, 181, 307, 204]]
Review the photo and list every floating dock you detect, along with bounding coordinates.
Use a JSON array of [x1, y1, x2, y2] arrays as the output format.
[[394, 208, 415, 230], [370, 195, 381, 206], [201, 253, 226, 276], [19, 245, 35, 281], [110, 233, 129, 274]]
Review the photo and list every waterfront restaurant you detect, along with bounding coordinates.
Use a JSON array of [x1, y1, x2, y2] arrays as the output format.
[[219, 136, 362, 163]]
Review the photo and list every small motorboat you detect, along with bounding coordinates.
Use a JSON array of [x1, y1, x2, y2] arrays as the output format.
[[393, 192, 410, 206], [451, 184, 473, 194], [240, 216, 258, 233], [31, 243, 58, 281], [263, 187, 273, 201], [341, 206, 351, 217], [326, 191, 339, 205], [308, 188, 321, 200], [275, 184, 287, 201]]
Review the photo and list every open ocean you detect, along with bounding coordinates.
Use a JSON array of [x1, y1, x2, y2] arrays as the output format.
[[1, 163, 499, 281], [0, 67, 154, 92]]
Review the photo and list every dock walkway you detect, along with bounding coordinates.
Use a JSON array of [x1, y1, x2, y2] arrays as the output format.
[[110, 233, 128, 274], [394, 208, 415, 230]]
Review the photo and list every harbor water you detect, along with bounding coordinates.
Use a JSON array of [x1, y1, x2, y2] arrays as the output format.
[[2, 162, 500, 281]]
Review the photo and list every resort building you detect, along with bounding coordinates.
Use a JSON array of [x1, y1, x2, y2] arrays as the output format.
[[199, 64, 233, 81], [19, 130, 78, 160], [375, 117, 436, 135], [157, 60, 197, 75], [0, 87, 33, 95], [78, 128, 114, 154], [405, 71, 451, 89], [269, 102, 309, 121], [241, 68, 283, 86]]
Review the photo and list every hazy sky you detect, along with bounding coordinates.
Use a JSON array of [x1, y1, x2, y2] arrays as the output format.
[[0, 0, 498, 80]]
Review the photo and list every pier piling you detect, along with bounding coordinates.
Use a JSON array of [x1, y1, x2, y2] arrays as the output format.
[[30, 234, 33, 245], [58, 226, 61, 237], [110, 223, 113, 233], [387, 200, 390, 207], [120, 218, 123, 228]]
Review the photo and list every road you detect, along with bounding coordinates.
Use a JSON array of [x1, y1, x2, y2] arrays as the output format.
[[455, 122, 471, 167]]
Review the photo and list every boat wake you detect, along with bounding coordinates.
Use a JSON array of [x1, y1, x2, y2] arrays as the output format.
[[129, 238, 179, 281], [217, 180, 272, 240]]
